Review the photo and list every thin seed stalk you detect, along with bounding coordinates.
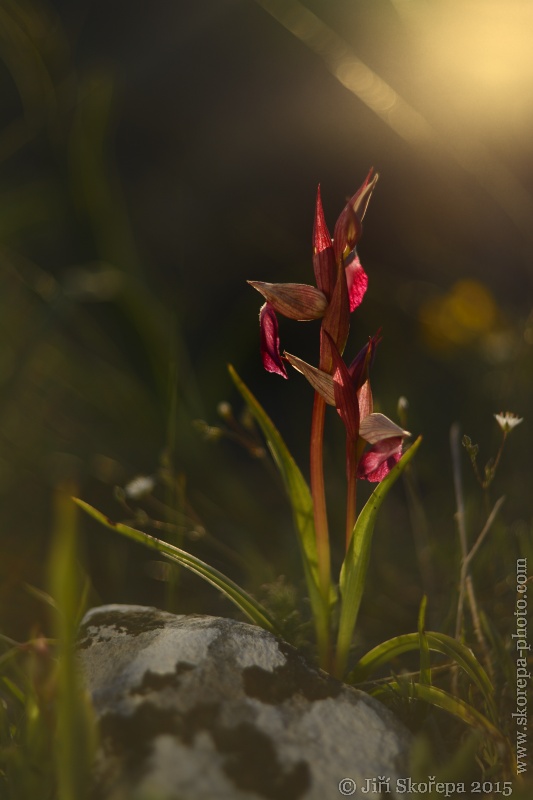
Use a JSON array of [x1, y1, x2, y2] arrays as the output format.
[[451, 424, 468, 640]]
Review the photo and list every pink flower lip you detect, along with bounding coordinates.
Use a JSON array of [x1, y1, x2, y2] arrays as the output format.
[[259, 303, 287, 378], [357, 436, 404, 482], [357, 412, 410, 483]]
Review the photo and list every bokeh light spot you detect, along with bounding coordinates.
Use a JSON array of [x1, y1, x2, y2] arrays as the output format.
[[419, 279, 499, 351]]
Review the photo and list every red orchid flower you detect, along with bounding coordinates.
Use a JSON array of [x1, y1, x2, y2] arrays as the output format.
[[357, 413, 410, 482], [332, 169, 378, 310], [259, 303, 287, 378], [285, 333, 409, 483], [284, 331, 381, 408], [331, 340, 410, 483], [249, 171, 378, 377]]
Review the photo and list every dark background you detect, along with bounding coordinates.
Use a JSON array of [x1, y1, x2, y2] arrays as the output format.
[[1, 0, 531, 648]]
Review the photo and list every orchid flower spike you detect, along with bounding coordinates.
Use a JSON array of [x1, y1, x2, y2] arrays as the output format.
[[249, 172, 378, 377]]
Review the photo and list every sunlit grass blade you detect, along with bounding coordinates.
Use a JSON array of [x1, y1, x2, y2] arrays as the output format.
[[0, 675, 25, 706], [335, 436, 422, 678], [49, 486, 96, 800], [228, 366, 330, 651], [348, 630, 497, 721], [21, 583, 58, 611], [371, 681, 504, 743], [74, 497, 280, 634]]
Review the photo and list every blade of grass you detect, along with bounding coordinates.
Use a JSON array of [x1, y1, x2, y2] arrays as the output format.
[[228, 365, 330, 661], [372, 681, 503, 742], [74, 498, 280, 635], [21, 583, 58, 611], [0, 675, 25, 705], [348, 630, 497, 721], [49, 486, 96, 800], [418, 595, 431, 686], [335, 437, 422, 678]]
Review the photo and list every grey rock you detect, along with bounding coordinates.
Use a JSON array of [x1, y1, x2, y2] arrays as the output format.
[[78, 604, 412, 800]]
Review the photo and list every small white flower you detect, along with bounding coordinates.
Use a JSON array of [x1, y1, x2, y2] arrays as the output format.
[[124, 475, 156, 499], [397, 396, 409, 413], [494, 412, 523, 433], [217, 401, 232, 420]]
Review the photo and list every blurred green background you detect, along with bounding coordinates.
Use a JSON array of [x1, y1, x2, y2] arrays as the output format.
[[1, 0, 531, 648]]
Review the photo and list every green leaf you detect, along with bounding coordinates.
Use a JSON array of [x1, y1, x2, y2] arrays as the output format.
[[74, 498, 279, 634], [335, 436, 422, 678], [348, 630, 497, 722], [372, 681, 503, 742], [228, 366, 329, 636]]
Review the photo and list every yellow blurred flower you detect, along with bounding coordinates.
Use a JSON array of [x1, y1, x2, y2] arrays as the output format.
[[419, 279, 499, 351]]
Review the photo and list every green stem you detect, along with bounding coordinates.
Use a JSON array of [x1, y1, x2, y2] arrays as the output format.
[[345, 443, 358, 551], [310, 391, 331, 667]]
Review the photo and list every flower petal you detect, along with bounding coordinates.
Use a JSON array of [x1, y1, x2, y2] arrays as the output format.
[[327, 334, 360, 443], [313, 185, 336, 299], [319, 261, 350, 371], [332, 170, 379, 262], [357, 436, 403, 482], [344, 250, 368, 312], [334, 381, 360, 446], [259, 303, 287, 378], [357, 379, 373, 421], [284, 352, 336, 405], [348, 330, 381, 389], [352, 168, 379, 222], [494, 411, 523, 432], [333, 203, 362, 265], [359, 413, 410, 444], [248, 281, 327, 321]]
